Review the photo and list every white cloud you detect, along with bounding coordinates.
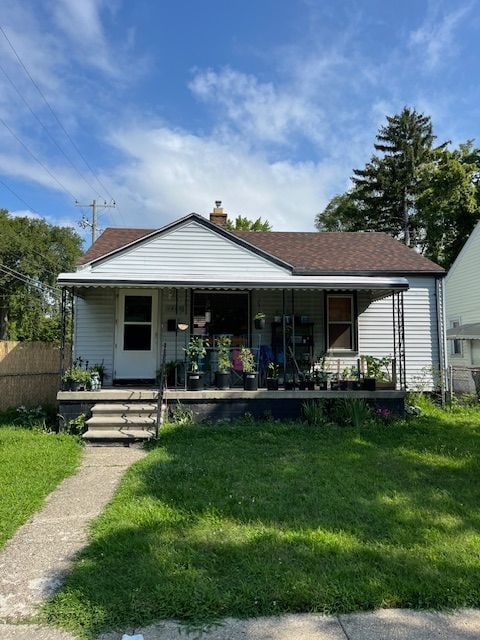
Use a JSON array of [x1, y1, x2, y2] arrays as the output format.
[[9, 208, 42, 219], [189, 67, 325, 147], [50, 0, 122, 77], [105, 123, 343, 231], [409, 2, 473, 71]]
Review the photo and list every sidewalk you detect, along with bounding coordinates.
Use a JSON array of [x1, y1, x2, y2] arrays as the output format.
[[0, 445, 146, 622], [1, 609, 480, 639]]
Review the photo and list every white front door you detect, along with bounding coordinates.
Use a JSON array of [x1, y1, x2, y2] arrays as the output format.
[[115, 290, 158, 379]]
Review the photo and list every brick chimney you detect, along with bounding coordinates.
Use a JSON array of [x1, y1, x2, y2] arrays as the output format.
[[209, 200, 228, 227]]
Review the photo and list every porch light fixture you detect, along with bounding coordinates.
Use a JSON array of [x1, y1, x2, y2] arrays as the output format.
[[177, 322, 189, 331]]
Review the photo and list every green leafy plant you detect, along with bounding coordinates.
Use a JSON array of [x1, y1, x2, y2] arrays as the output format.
[[62, 367, 91, 384], [267, 362, 279, 378], [254, 312, 266, 320], [184, 337, 208, 372], [364, 355, 392, 382], [335, 398, 373, 428], [238, 346, 256, 373], [15, 405, 47, 430], [215, 335, 232, 372], [169, 402, 195, 426], [66, 413, 86, 435], [302, 400, 329, 426]]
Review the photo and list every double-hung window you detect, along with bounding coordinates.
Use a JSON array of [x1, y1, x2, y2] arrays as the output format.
[[326, 294, 355, 351]]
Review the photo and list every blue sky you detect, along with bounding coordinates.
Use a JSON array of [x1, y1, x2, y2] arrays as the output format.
[[0, 0, 479, 243]]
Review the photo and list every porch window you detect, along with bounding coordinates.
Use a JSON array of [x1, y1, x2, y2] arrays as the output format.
[[326, 294, 355, 351], [123, 295, 152, 351]]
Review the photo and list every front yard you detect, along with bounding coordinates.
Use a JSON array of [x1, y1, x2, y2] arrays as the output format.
[[45, 403, 480, 638], [0, 425, 82, 549]]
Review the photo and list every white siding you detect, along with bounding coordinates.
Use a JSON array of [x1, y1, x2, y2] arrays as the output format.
[[74, 289, 115, 384], [445, 221, 480, 367], [359, 276, 440, 389], [89, 221, 291, 279]]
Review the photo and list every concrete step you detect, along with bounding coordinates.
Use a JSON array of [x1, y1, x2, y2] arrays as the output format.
[[86, 416, 156, 428], [83, 429, 154, 441], [90, 403, 157, 415]]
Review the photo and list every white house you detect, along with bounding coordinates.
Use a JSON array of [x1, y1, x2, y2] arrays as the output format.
[[445, 220, 480, 393], [58, 203, 446, 396]]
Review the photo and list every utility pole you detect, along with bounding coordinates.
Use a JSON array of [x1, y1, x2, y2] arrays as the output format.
[[76, 199, 116, 245]]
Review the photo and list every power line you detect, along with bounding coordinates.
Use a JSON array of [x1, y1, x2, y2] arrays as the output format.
[[0, 60, 104, 199], [0, 264, 60, 296], [0, 24, 116, 203], [0, 115, 78, 201]]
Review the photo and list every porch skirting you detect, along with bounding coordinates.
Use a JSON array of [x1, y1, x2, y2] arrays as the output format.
[[57, 389, 405, 427]]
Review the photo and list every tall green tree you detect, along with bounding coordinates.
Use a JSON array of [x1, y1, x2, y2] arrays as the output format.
[[226, 215, 272, 231], [0, 210, 82, 341], [316, 108, 480, 268]]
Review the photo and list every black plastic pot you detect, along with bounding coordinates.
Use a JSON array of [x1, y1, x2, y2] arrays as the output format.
[[215, 371, 231, 390], [284, 380, 296, 390], [266, 378, 279, 391], [254, 318, 266, 330], [317, 380, 328, 390], [363, 378, 376, 391], [187, 371, 204, 391], [243, 372, 258, 391], [339, 380, 348, 390]]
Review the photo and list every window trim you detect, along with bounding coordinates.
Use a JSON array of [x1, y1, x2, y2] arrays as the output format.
[[325, 292, 358, 353]]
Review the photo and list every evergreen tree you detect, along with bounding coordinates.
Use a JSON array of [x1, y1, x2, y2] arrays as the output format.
[[352, 107, 441, 246], [315, 108, 480, 268]]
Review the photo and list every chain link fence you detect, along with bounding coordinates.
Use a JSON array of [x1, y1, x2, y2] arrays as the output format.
[[449, 365, 480, 398]]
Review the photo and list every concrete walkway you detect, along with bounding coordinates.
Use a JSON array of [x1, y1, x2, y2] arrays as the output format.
[[2, 609, 480, 640], [0, 445, 146, 623]]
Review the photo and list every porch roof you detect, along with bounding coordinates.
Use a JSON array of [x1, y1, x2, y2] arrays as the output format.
[[447, 322, 480, 340], [58, 272, 409, 297]]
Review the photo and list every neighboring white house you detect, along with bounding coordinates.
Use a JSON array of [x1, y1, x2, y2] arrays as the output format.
[[58, 203, 447, 391], [445, 220, 480, 394]]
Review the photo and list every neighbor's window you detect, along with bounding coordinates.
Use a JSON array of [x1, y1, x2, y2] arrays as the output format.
[[327, 294, 355, 351], [450, 319, 462, 357]]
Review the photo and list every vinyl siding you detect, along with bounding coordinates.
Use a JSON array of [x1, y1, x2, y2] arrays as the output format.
[[359, 276, 440, 388], [74, 289, 115, 384], [89, 221, 291, 279], [445, 221, 480, 367]]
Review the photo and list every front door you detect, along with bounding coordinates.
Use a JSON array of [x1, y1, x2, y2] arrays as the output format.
[[115, 290, 158, 380]]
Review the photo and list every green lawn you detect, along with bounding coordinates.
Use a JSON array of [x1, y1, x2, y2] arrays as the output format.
[[44, 404, 480, 638], [0, 426, 82, 548]]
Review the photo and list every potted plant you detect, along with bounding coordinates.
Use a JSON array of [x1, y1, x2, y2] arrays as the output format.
[[266, 362, 279, 390], [184, 336, 208, 390], [62, 367, 90, 391], [91, 361, 106, 386], [215, 335, 232, 389], [239, 346, 258, 390], [302, 371, 315, 391], [254, 312, 266, 330], [364, 355, 393, 390], [315, 370, 328, 390]]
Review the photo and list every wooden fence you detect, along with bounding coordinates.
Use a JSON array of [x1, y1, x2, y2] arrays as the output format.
[[0, 341, 70, 411]]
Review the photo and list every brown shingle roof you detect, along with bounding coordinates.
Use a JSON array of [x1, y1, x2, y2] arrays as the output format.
[[231, 231, 445, 274], [77, 224, 444, 274]]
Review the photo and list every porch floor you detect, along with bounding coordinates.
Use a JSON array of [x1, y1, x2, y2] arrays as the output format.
[[57, 388, 406, 402]]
